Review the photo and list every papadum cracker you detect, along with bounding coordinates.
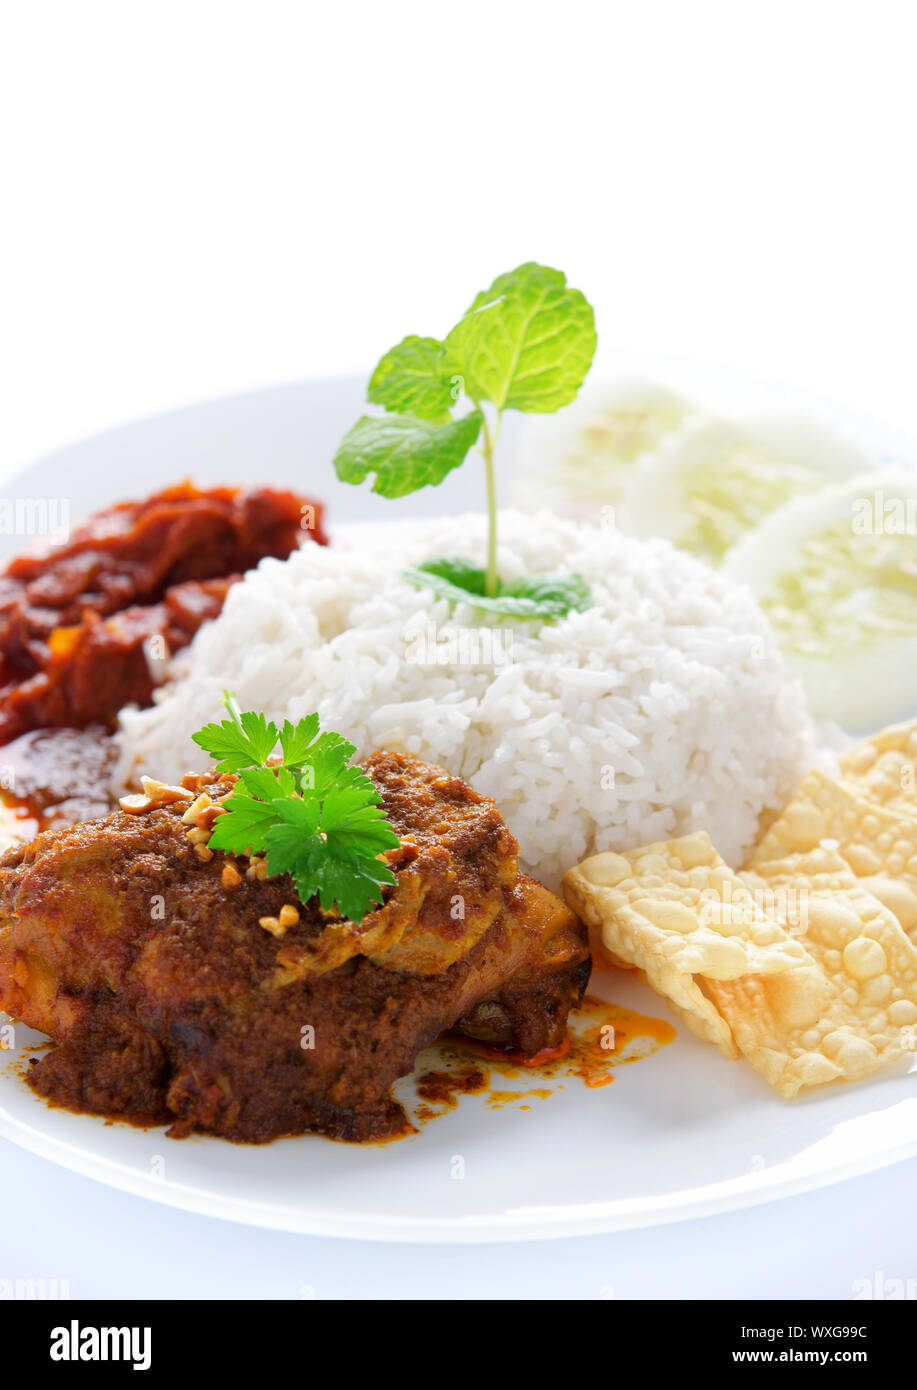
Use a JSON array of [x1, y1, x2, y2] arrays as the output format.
[[562, 832, 809, 1061], [748, 769, 917, 940], [565, 822, 917, 1098], [564, 721, 917, 1099], [840, 718, 917, 815], [710, 869, 917, 1096]]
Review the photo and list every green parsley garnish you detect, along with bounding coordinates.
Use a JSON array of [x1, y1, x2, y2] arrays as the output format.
[[191, 692, 400, 924], [333, 261, 598, 620]]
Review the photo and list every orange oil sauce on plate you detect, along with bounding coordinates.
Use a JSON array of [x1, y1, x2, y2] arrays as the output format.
[[411, 993, 675, 1125]]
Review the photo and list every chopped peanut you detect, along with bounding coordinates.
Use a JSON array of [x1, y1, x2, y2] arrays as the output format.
[[121, 778, 198, 815], [221, 862, 242, 889], [140, 776, 195, 806], [181, 793, 213, 824]]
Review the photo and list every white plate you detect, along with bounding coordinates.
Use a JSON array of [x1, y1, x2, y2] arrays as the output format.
[[1, 371, 916, 1243]]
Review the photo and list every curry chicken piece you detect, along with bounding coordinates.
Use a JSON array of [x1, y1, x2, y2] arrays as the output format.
[[0, 752, 589, 1142]]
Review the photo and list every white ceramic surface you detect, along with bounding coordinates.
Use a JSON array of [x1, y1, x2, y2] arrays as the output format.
[[1, 371, 915, 1242]]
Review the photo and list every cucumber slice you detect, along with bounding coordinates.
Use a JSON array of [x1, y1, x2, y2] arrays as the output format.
[[617, 415, 871, 565], [514, 378, 693, 517], [723, 472, 917, 728]]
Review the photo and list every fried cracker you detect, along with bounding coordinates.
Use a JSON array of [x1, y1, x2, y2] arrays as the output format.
[[748, 769, 917, 941], [562, 832, 810, 1061], [706, 880, 917, 1096], [840, 718, 917, 815], [565, 828, 917, 1098]]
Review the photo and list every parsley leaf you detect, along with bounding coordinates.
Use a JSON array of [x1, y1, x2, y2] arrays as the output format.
[[192, 691, 281, 772], [368, 335, 454, 422], [237, 764, 298, 802], [333, 408, 483, 498], [277, 714, 320, 766], [443, 263, 596, 413], [208, 790, 285, 854], [193, 694, 400, 923], [403, 558, 593, 621]]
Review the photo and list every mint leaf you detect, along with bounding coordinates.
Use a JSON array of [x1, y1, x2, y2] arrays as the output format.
[[333, 408, 483, 498], [408, 555, 489, 596], [443, 262, 596, 413], [333, 263, 599, 610], [502, 572, 594, 615], [368, 335, 454, 422], [403, 559, 593, 621]]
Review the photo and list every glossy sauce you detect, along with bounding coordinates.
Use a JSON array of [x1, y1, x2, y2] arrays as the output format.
[[413, 1063, 489, 1122], [565, 994, 676, 1088], [0, 726, 116, 842], [412, 993, 676, 1124]]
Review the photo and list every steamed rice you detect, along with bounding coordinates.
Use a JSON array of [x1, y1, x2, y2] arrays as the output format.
[[114, 510, 817, 887]]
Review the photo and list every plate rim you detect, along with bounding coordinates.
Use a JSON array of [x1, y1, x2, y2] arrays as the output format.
[[1, 369, 916, 1242], [2, 1094, 917, 1242]]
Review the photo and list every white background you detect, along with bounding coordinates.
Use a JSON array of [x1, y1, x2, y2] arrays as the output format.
[[2, 0, 916, 1300]]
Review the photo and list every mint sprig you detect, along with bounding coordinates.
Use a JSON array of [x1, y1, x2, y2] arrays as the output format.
[[333, 261, 597, 618], [192, 693, 399, 924]]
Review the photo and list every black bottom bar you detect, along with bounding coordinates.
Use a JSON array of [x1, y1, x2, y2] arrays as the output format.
[[5, 1297, 911, 1375]]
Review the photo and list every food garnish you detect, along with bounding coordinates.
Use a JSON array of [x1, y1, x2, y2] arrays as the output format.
[[191, 692, 400, 923], [334, 261, 597, 619], [516, 378, 691, 516], [618, 416, 868, 565], [400, 557, 593, 622], [723, 471, 917, 726]]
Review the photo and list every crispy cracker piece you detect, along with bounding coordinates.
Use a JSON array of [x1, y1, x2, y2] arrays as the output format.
[[748, 769, 917, 940], [706, 879, 917, 1097], [562, 832, 810, 1061], [840, 718, 917, 815], [565, 829, 917, 1099]]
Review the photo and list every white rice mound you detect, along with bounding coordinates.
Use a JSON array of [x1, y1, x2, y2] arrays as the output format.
[[115, 510, 817, 888]]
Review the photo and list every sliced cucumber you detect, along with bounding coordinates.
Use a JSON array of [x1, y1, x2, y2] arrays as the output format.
[[723, 472, 917, 728], [617, 415, 871, 565], [514, 378, 693, 517]]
